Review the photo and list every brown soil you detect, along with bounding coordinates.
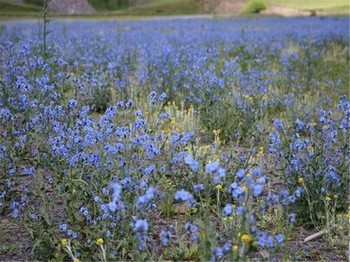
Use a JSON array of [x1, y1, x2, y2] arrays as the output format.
[[49, 0, 95, 14], [261, 5, 322, 17]]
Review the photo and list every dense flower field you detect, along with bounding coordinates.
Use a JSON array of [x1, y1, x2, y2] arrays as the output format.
[[0, 17, 349, 261]]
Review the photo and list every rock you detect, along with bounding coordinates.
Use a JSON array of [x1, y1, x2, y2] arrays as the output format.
[[48, 0, 96, 14]]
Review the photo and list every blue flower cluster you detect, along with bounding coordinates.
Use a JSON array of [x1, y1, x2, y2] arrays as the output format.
[[0, 16, 348, 260]]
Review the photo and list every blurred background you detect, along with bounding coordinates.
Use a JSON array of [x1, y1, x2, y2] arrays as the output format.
[[0, 0, 349, 18]]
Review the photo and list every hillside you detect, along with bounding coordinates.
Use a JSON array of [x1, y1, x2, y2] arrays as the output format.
[[0, 0, 348, 16]]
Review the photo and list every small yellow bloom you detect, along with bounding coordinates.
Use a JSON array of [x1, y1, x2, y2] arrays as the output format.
[[242, 185, 248, 193], [222, 217, 228, 222], [61, 238, 68, 247], [242, 93, 254, 102], [240, 233, 252, 244], [213, 129, 221, 136], [307, 144, 313, 153], [334, 195, 338, 199], [338, 226, 344, 231], [325, 196, 331, 202], [256, 146, 264, 158], [246, 173, 251, 178], [262, 94, 268, 101], [96, 238, 104, 246], [232, 245, 238, 252], [297, 177, 304, 184], [73, 259, 80, 262], [228, 216, 234, 221], [215, 184, 222, 191]]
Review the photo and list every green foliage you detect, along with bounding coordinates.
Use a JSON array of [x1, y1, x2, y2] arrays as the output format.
[[0, 0, 41, 12], [88, 86, 112, 113], [113, 0, 202, 15], [88, 0, 128, 10], [243, 0, 267, 14], [199, 95, 243, 143], [24, 0, 43, 5]]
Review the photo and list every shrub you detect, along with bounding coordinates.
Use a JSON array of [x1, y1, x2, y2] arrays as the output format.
[[243, 0, 267, 14]]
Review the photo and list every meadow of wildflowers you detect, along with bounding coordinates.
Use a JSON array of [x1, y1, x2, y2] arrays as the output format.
[[0, 16, 349, 261]]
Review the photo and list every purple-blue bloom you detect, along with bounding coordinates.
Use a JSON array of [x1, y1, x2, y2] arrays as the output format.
[[184, 154, 199, 172], [174, 189, 196, 207], [222, 204, 233, 216], [206, 161, 220, 174]]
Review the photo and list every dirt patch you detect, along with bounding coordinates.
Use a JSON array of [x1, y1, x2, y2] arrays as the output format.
[[49, 0, 95, 14], [283, 227, 348, 261], [204, 0, 245, 15], [261, 5, 318, 17]]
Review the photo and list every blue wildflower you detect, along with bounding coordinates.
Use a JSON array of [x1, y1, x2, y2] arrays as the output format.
[[236, 168, 246, 179], [184, 221, 199, 242], [133, 219, 148, 233], [160, 227, 173, 247], [251, 183, 264, 197], [184, 154, 199, 172], [276, 234, 284, 243], [222, 204, 233, 216], [193, 183, 204, 193], [174, 189, 196, 207], [206, 161, 220, 173]]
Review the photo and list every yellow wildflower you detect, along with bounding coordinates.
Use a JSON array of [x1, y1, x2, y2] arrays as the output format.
[[61, 238, 68, 247], [307, 144, 313, 153], [232, 245, 238, 252], [243, 93, 254, 102], [213, 129, 221, 136], [325, 196, 331, 202], [96, 238, 104, 246], [240, 233, 252, 244], [73, 259, 80, 262], [297, 177, 304, 184], [242, 185, 248, 192], [215, 184, 222, 191], [256, 147, 264, 158]]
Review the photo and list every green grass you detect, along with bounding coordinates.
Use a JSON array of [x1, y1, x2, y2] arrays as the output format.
[[112, 0, 203, 16], [0, 0, 41, 12], [0, 0, 42, 18], [242, 0, 267, 14], [268, 0, 349, 13]]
